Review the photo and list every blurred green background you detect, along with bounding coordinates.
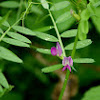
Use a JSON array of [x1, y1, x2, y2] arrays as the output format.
[[0, 0, 100, 100]]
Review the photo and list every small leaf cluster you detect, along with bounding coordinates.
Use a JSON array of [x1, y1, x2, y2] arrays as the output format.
[[78, 1, 96, 40]]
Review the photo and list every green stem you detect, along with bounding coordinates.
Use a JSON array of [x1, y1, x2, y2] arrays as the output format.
[[48, 8, 79, 100], [71, 31, 78, 58], [48, 7, 79, 100], [22, 2, 40, 26], [22, 2, 32, 27], [48, 9, 66, 56], [48, 9, 72, 100], [58, 70, 70, 100], [35, 14, 50, 24], [58, 30, 78, 100], [31, 2, 41, 5], [0, 18, 21, 42]]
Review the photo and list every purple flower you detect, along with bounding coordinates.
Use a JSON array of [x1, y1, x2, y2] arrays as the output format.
[[62, 56, 73, 72], [51, 42, 62, 56]]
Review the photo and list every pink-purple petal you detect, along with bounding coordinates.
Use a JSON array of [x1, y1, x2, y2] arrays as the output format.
[[62, 57, 68, 66], [66, 65, 71, 72], [56, 42, 62, 56], [51, 47, 57, 56], [62, 66, 67, 71], [68, 56, 73, 66], [62, 56, 66, 66], [62, 56, 73, 72]]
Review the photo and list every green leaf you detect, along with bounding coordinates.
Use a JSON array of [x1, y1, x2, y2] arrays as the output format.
[[50, 1, 70, 11], [0, 71, 9, 88], [12, 26, 36, 36], [0, 28, 3, 34], [89, 0, 98, 3], [94, 1, 100, 7], [0, 11, 11, 27], [65, 39, 92, 50], [31, 5, 43, 15], [87, 3, 95, 15], [81, 9, 90, 20], [0, 1, 19, 8], [78, 32, 87, 41], [5, 85, 14, 93], [42, 64, 63, 73], [0, 46, 23, 63], [82, 86, 100, 100], [81, 20, 89, 34], [78, 21, 87, 40], [91, 5, 100, 33], [0, 16, 10, 27], [72, 0, 87, 10], [71, 66, 77, 72], [2, 38, 30, 48], [35, 32, 58, 42], [56, 11, 71, 23], [73, 58, 95, 63], [28, 0, 32, 4], [37, 48, 51, 54], [7, 32, 31, 43], [61, 29, 77, 38], [40, 0, 49, 9], [0, 85, 3, 93], [34, 26, 54, 32], [0, 85, 14, 98]]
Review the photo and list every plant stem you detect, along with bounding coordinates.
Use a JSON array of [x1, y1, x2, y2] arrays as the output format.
[[48, 9, 79, 99], [58, 30, 78, 100], [31, 2, 41, 5], [48, 9, 71, 100], [58, 70, 70, 100], [22, 2, 32, 27], [0, 18, 21, 42], [22, 1, 40, 27], [48, 9, 66, 56], [48, 7, 79, 99], [59, 34, 78, 100], [71, 31, 78, 58]]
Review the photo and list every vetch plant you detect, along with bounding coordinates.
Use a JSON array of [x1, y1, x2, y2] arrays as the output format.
[[39, 0, 96, 99], [0, 0, 99, 99]]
